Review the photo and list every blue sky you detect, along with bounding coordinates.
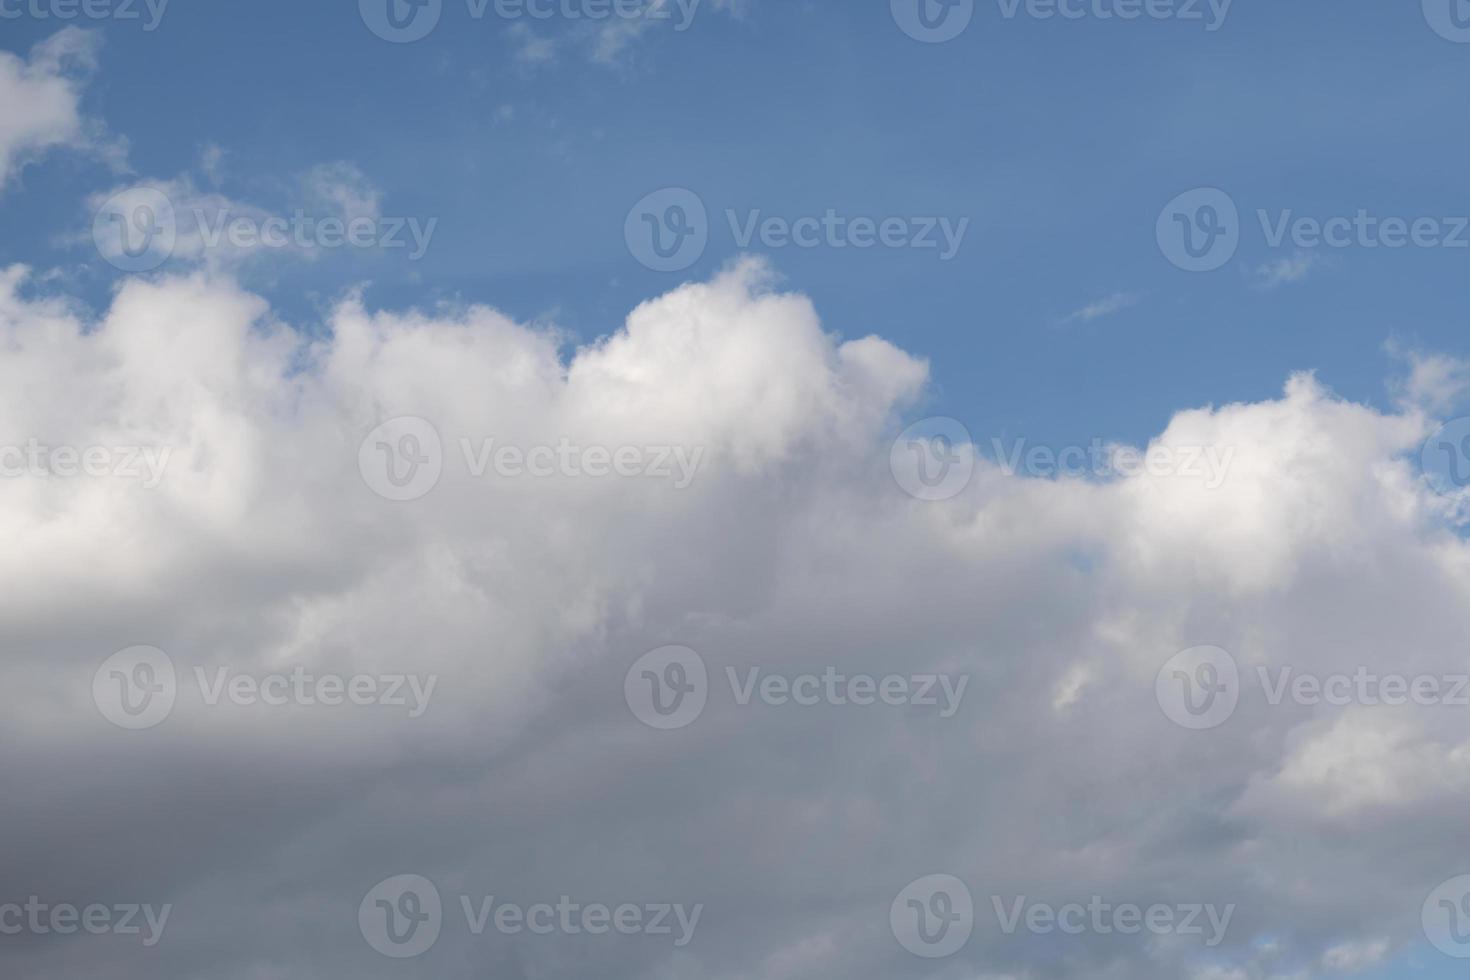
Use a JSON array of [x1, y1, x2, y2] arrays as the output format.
[[4, 3, 1470, 978], [5, 0, 1469, 453]]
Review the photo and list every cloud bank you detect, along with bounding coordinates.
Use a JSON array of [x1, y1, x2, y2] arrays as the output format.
[[2, 253, 1469, 979]]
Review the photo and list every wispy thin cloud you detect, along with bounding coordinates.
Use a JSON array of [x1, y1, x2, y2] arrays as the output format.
[[1060, 291, 1141, 324], [1253, 250, 1321, 289]]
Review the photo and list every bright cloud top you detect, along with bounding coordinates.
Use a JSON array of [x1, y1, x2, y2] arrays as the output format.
[[2, 251, 1469, 979]]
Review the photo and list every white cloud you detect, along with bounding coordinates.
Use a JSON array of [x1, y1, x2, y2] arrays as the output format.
[[1253, 250, 1322, 289], [1320, 938, 1390, 973], [1389, 346, 1470, 415], [85, 161, 397, 271], [0, 29, 111, 189], [509, 0, 749, 67], [1061, 291, 1141, 324], [2, 257, 1467, 979]]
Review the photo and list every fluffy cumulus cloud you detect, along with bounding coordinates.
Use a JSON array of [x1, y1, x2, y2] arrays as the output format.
[[3, 255, 1469, 980]]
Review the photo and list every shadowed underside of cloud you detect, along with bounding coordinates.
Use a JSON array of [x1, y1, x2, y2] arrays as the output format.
[[1, 258, 1469, 980]]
